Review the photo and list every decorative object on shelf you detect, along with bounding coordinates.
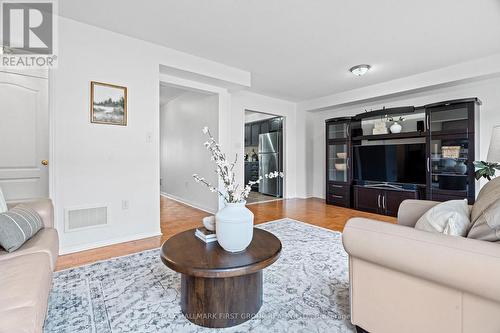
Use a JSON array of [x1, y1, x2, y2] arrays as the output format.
[[372, 117, 388, 135], [335, 163, 347, 171], [193, 127, 284, 252], [454, 160, 468, 175], [442, 146, 461, 159], [202, 216, 215, 231], [474, 125, 500, 181], [90, 81, 127, 126], [336, 152, 347, 159], [195, 227, 217, 243], [389, 122, 402, 134], [387, 116, 405, 134], [441, 158, 457, 171], [417, 120, 425, 132]]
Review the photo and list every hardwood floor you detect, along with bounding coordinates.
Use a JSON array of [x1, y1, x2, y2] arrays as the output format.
[[55, 197, 396, 271]]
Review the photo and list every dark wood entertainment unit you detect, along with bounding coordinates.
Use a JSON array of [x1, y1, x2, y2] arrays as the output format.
[[326, 98, 481, 217]]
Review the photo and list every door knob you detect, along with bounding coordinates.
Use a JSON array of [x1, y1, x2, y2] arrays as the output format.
[[41, 160, 48, 166]]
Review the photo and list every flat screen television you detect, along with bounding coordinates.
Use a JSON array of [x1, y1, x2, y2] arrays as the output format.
[[353, 144, 426, 185]]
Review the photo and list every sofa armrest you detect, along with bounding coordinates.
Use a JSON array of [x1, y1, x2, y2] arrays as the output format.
[[0, 228, 59, 270], [397, 199, 440, 227], [343, 218, 500, 303], [6, 198, 54, 228]]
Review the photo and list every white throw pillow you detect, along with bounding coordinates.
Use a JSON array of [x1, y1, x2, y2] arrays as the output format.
[[415, 199, 471, 236], [0, 187, 7, 213]]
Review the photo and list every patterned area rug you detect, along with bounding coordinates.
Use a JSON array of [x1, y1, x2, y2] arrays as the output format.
[[44, 219, 354, 332]]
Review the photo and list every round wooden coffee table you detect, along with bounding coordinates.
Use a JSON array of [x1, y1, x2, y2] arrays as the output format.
[[160, 228, 281, 328]]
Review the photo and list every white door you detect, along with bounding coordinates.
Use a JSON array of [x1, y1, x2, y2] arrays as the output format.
[[0, 70, 49, 200]]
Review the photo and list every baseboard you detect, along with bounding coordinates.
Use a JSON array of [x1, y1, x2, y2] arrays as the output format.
[[160, 192, 216, 214], [59, 230, 162, 255], [292, 195, 325, 200], [246, 198, 284, 205], [294, 195, 315, 199]]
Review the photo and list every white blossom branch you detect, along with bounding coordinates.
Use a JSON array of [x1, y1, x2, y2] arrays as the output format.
[[193, 126, 284, 203]]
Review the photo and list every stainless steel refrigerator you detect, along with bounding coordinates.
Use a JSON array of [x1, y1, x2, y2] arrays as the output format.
[[258, 132, 283, 197]]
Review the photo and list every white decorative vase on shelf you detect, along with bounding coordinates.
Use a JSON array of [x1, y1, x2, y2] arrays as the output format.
[[390, 122, 403, 134], [215, 202, 254, 252]]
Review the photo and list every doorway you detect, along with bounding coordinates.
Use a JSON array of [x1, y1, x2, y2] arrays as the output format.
[[244, 110, 284, 204], [0, 70, 49, 200], [159, 83, 219, 214]]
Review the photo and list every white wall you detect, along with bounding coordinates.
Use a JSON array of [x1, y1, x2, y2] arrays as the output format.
[[303, 76, 500, 199], [52, 17, 250, 254], [160, 92, 219, 213], [230, 91, 297, 198]]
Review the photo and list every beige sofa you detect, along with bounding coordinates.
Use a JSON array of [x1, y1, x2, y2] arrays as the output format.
[[343, 199, 500, 333], [0, 199, 59, 333]]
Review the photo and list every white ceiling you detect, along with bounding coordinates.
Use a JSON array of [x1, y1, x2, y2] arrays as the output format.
[[60, 0, 500, 101]]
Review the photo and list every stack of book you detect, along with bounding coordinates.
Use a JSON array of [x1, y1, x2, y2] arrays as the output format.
[[195, 227, 217, 243]]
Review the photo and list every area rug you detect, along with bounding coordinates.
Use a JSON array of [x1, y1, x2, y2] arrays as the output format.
[[44, 219, 354, 333]]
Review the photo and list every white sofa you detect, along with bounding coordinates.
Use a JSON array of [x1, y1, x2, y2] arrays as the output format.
[[343, 199, 500, 333], [0, 199, 59, 333]]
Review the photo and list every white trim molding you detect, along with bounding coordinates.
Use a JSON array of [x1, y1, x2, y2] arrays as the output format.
[[59, 231, 162, 255], [161, 192, 216, 214]]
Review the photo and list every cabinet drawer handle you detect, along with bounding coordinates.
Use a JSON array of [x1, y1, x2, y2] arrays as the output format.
[[377, 194, 381, 208], [382, 195, 386, 210], [331, 194, 344, 199], [331, 184, 343, 188]]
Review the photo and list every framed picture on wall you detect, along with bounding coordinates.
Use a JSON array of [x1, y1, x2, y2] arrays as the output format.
[[90, 81, 127, 126]]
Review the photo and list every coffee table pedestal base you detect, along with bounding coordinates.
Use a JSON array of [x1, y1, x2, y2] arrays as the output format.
[[180, 271, 263, 328]]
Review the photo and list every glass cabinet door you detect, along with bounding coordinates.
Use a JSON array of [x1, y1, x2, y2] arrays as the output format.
[[429, 105, 469, 134], [328, 143, 348, 182], [327, 122, 349, 140], [430, 137, 469, 193]]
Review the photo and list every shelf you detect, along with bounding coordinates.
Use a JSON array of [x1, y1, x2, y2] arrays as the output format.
[[430, 117, 468, 123], [352, 106, 416, 120], [430, 185, 468, 193], [431, 173, 468, 177], [352, 131, 426, 141], [431, 157, 467, 160]]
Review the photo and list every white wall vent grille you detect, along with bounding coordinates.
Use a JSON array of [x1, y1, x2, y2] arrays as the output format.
[[65, 205, 108, 232]]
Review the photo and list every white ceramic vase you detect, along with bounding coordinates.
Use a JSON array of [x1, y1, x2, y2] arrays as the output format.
[[390, 122, 402, 134], [215, 202, 254, 252]]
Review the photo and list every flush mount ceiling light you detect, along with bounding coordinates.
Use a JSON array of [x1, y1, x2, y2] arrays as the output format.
[[349, 64, 371, 76]]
